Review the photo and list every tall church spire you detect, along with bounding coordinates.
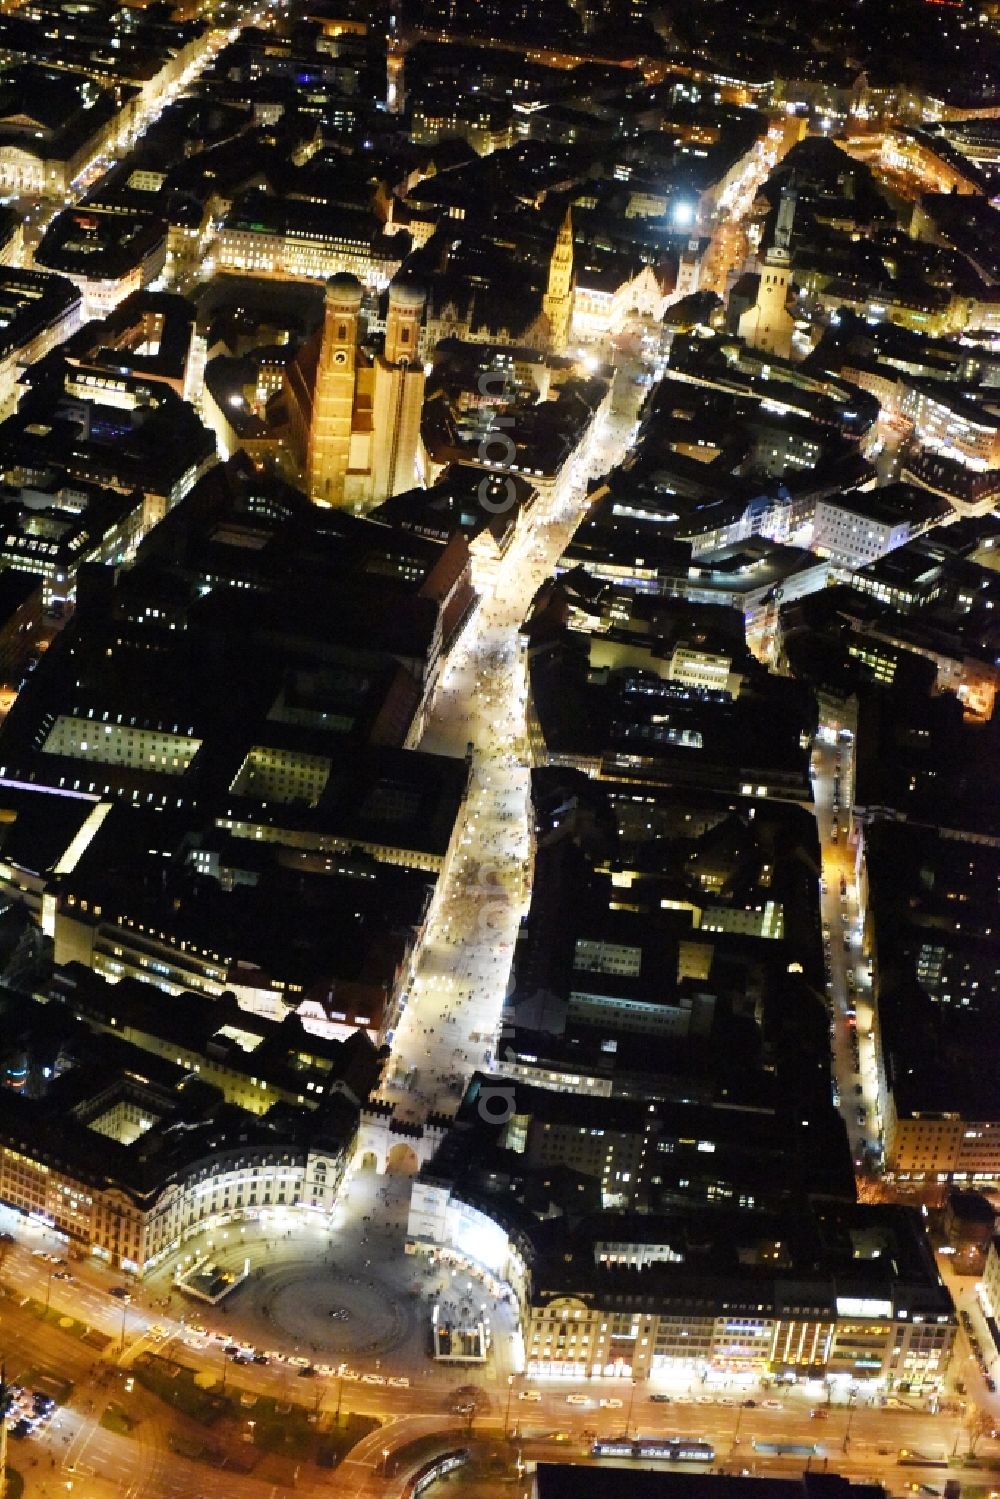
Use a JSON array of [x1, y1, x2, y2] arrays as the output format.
[[544, 205, 574, 354], [772, 183, 797, 260]]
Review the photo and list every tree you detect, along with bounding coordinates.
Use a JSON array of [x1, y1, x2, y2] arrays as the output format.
[[964, 1404, 996, 1457]]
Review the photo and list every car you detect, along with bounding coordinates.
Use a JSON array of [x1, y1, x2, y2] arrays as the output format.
[[856, 1108, 866, 1125], [110, 1286, 131, 1300], [810, 1408, 829, 1420], [252, 1353, 269, 1365], [762, 1399, 783, 1410], [854, 1084, 863, 1096], [361, 1374, 386, 1386], [599, 1398, 623, 1409], [987, 1376, 997, 1394], [519, 1391, 542, 1402], [649, 1394, 672, 1403], [53, 1270, 74, 1281], [566, 1394, 589, 1405], [10, 1418, 31, 1439], [32, 1393, 54, 1412], [388, 1376, 410, 1389], [288, 1355, 311, 1367], [742, 1399, 758, 1408], [298, 1365, 316, 1378]]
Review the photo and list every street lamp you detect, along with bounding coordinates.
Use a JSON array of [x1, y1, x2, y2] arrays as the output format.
[[842, 1395, 858, 1452], [625, 1376, 638, 1439], [381, 1447, 390, 1477], [504, 1374, 514, 1438]]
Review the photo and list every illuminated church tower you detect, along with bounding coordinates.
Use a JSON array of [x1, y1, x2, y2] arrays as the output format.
[[543, 206, 574, 354], [291, 274, 427, 510], [370, 281, 426, 504], [306, 272, 362, 506], [738, 186, 797, 361]]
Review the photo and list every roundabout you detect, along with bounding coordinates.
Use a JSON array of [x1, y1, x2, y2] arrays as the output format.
[[255, 1263, 410, 1357]]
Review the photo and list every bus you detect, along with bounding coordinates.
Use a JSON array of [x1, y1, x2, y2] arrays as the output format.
[[591, 1438, 715, 1463], [402, 1448, 470, 1497]]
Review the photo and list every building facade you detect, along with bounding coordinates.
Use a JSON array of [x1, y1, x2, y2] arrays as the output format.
[[0, 1124, 348, 1276], [407, 1182, 956, 1389]]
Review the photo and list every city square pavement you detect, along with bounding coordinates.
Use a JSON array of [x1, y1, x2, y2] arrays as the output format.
[[141, 1169, 519, 1388]]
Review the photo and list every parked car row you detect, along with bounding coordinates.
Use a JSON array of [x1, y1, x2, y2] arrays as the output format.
[[194, 1336, 410, 1388], [961, 1310, 996, 1388]]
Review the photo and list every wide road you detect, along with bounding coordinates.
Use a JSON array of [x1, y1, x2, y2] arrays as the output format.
[[812, 727, 882, 1175], [378, 370, 644, 1126], [3, 1240, 999, 1499]]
